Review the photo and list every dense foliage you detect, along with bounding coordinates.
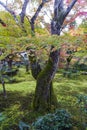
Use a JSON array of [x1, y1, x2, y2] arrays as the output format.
[[32, 109, 72, 130]]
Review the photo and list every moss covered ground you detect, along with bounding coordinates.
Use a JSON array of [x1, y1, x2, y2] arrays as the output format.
[[0, 67, 87, 129]]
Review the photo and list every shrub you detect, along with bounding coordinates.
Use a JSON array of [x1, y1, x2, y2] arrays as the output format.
[[32, 109, 73, 130]]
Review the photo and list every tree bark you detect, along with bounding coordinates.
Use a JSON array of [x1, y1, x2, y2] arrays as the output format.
[[51, 19, 62, 35], [29, 58, 41, 80], [32, 47, 60, 111], [27, 48, 42, 79]]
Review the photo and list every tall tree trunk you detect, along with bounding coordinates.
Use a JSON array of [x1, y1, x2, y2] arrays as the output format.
[[28, 46, 60, 111]]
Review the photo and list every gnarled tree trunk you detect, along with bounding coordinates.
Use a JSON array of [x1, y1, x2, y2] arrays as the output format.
[[28, 46, 60, 111], [28, 0, 77, 112], [33, 47, 60, 111]]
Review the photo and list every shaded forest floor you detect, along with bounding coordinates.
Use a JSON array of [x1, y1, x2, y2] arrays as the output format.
[[0, 67, 87, 129]]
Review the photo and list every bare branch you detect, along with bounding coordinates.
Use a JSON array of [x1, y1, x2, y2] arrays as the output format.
[[30, 0, 48, 33], [20, 0, 30, 23], [64, 0, 77, 19], [31, 2, 45, 23], [0, 1, 19, 23]]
